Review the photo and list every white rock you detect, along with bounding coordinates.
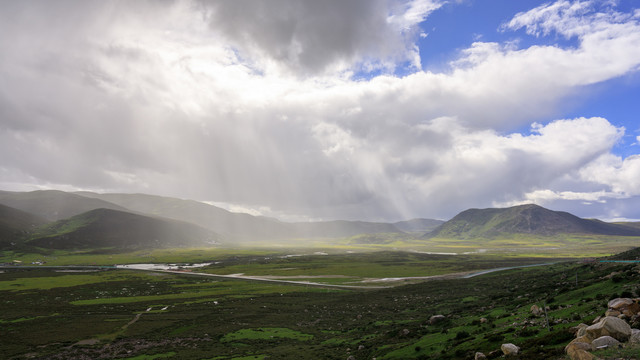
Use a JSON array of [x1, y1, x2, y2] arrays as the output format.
[[501, 343, 519, 356], [630, 328, 640, 345], [608, 298, 634, 310], [586, 316, 632, 342], [591, 335, 620, 350]]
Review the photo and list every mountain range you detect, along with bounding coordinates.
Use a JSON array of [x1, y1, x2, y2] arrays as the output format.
[[0, 190, 442, 250], [1, 190, 639, 251]]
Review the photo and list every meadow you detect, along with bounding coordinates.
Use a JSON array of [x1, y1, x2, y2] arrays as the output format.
[[1, 247, 639, 359], [3, 231, 638, 267]]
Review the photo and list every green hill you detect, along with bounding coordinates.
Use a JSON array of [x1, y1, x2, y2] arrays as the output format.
[[27, 208, 221, 250], [0, 204, 48, 248], [614, 221, 640, 230], [0, 190, 127, 221], [426, 204, 640, 239]]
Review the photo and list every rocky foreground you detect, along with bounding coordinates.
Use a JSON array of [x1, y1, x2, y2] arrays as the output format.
[[470, 297, 640, 360], [564, 297, 640, 360]]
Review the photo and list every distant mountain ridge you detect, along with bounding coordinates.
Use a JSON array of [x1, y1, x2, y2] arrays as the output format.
[[0, 190, 128, 221], [74, 192, 434, 239], [393, 218, 444, 233], [3, 190, 636, 251], [0, 190, 448, 249], [426, 204, 640, 238], [27, 208, 220, 250], [74, 191, 291, 239]]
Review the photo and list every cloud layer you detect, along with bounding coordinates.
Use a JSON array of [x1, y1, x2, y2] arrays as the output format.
[[201, 0, 443, 74], [1, 0, 640, 221]]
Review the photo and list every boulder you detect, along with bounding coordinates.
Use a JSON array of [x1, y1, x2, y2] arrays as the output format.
[[608, 298, 634, 310], [429, 315, 446, 325], [565, 339, 596, 360], [474, 352, 487, 360], [567, 348, 596, 360], [630, 328, 640, 345], [574, 323, 589, 337], [572, 335, 594, 345], [608, 298, 640, 317], [591, 335, 620, 350], [531, 304, 543, 317], [622, 302, 640, 317], [585, 316, 632, 342], [500, 343, 519, 356], [605, 309, 620, 317], [565, 341, 591, 353], [565, 335, 593, 360]]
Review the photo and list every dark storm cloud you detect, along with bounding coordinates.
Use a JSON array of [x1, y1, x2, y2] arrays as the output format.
[[201, 0, 430, 74]]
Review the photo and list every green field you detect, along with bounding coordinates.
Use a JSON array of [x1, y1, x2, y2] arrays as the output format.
[[3, 232, 638, 270], [1, 248, 639, 359]]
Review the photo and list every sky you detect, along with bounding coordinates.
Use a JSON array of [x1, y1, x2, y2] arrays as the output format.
[[1, 0, 640, 222]]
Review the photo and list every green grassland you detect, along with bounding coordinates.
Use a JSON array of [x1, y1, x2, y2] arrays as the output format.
[[27, 213, 96, 239], [1, 248, 639, 359], [3, 231, 638, 269], [196, 251, 563, 282], [220, 328, 314, 342], [417, 234, 640, 257], [0, 247, 278, 266]]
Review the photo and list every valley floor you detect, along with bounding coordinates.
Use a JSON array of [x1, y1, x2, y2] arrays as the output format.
[[1, 249, 639, 359]]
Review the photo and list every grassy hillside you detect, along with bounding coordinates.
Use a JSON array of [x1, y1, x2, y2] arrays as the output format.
[[0, 204, 47, 248], [615, 221, 640, 230], [0, 190, 128, 221], [427, 203, 640, 239], [27, 208, 221, 250]]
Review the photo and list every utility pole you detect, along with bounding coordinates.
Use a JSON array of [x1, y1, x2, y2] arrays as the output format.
[[543, 301, 550, 331]]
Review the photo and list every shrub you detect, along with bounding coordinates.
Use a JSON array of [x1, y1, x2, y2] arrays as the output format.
[[611, 274, 625, 283], [620, 290, 633, 298], [518, 328, 539, 337]]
